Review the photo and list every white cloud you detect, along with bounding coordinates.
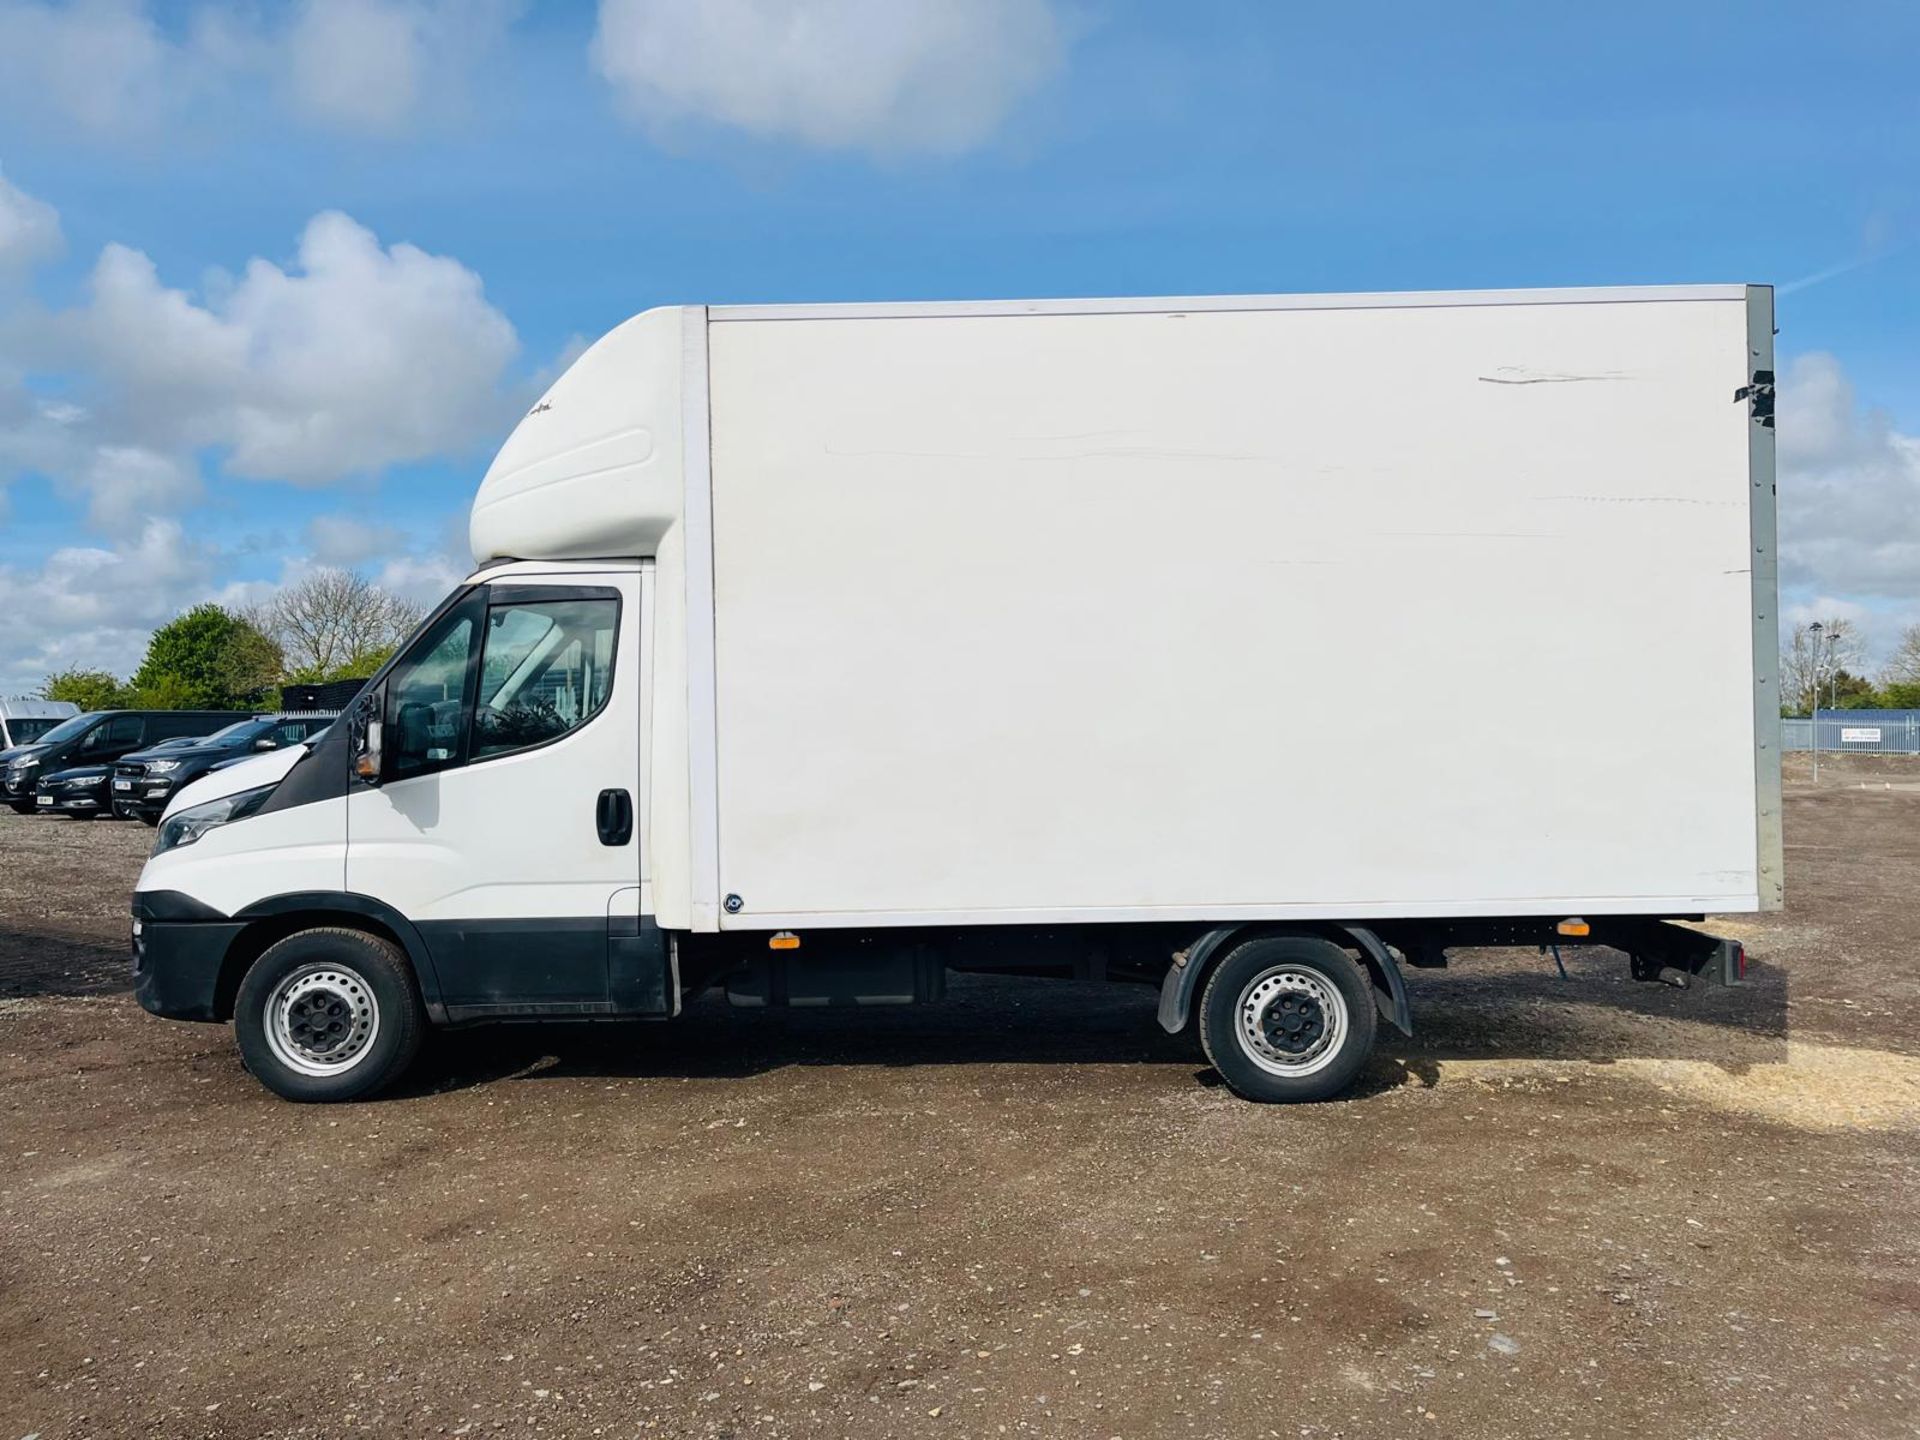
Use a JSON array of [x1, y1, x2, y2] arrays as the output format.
[[1777, 352, 1920, 604], [0, 0, 516, 140], [0, 168, 62, 274], [591, 0, 1068, 155], [0, 196, 524, 691], [0, 518, 219, 691], [61, 209, 521, 484], [286, 0, 430, 133], [283, 0, 521, 135], [0, 0, 242, 137], [372, 550, 467, 604], [305, 513, 406, 566], [64, 445, 203, 535]]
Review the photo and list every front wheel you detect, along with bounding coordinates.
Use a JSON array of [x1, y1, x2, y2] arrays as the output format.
[[234, 928, 425, 1102], [1197, 935, 1377, 1102]]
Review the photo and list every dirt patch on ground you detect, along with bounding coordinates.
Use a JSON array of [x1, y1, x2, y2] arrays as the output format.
[[2, 774, 1919, 1439], [0, 809, 148, 999], [1438, 1039, 1920, 1131]]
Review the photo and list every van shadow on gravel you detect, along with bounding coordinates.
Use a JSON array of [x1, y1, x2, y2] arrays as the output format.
[[0, 928, 129, 999], [394, 949, 1790, 1101]]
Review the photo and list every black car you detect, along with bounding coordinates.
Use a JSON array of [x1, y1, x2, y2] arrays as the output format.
[[29, 738, 203, 820], [30, 762, 117, 817], [2, 710, 241, 815], [110, 712, 338, 824]]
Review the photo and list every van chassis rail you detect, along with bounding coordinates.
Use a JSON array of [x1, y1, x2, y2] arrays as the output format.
[[1366, 916, 1748, 990]]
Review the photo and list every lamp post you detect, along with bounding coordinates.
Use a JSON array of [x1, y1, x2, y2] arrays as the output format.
[[1809, 622, 1823, 782]]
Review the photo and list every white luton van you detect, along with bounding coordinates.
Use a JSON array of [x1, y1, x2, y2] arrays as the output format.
[[132, 284, 1781, 1103]]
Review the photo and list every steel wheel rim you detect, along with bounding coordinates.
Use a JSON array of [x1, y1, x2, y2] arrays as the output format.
[[264, 964, 380, 1078], [1235, 963, 1348, 1077]]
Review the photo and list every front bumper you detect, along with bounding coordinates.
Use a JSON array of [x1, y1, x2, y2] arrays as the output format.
[[111, 771, 175, 816], [37, 789, 106, 812], [131, 892, 243, 1022]]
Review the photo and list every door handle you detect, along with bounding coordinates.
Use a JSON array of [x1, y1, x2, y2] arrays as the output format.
[[596, 788, 633, 846]]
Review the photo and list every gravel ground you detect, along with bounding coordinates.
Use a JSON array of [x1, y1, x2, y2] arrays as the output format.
[[1, 754, 1917, 1439]]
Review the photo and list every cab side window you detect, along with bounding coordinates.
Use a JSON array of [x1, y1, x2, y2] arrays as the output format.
[[386, 608, 478, 780], [472, 597, 619, 762]]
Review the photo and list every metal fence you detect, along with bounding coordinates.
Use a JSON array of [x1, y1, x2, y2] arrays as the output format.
[[1780, 710, 1920, 754]]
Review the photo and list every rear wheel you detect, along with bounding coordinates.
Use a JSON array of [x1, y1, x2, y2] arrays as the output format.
[[1198, 935, 1377, 1102], [235, 928, 425, 1102]]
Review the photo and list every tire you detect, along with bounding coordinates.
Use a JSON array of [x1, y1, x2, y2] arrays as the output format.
[[66, 811, 98, 821], [1197, 934, 1377, 1103], [139, 813, 159, 828], [8, 803, 33, 816], [234, 927, 425, 1102]]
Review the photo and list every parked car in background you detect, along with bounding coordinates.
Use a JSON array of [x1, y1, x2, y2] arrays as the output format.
[[31, 762, 115, 818], [33, 739, 213, 821], [0, 698, 80, 759], [113, 713, 338, 824], [2, 711, 239, 814]]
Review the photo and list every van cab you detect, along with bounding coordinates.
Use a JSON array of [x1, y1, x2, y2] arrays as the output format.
[[0, 698, 80, 755]]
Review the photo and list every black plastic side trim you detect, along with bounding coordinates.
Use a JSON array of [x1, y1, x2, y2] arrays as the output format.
[[131, 889, 227, 923], [415, 916, 611, 1010], [133, 919, 245, 1021], [490, 584, 621, 605], [233, 891, 448, 1016], [256, 719, 354, 814]]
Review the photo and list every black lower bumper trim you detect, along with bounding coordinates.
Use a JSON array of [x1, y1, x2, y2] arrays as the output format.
[[132, 892, 241, 1021]]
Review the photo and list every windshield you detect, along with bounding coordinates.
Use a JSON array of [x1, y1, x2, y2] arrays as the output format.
[[204, 719, 269, 744], [30, 713, 100, 746], [6, 717, 63, 744]]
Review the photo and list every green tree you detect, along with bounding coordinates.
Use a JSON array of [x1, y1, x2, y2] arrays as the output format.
[[42, 668, 131, 711], [1828, 669, 1879, 709], [129, 604, 283, 710], [218, 623, 286, 707], [1881, 681, 1920, 709]]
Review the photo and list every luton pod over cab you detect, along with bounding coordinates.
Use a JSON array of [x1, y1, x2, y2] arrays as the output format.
[[131, 285, 1778, 1102]]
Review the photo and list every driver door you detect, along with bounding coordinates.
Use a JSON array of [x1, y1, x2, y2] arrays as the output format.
[[345, 573, 642, 1016]]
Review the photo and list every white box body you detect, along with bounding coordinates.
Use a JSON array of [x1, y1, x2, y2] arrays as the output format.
[[472, 286, 1781, 932]]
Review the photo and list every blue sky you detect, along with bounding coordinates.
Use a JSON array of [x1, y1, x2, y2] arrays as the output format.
[[0, 0, 1915, 692]]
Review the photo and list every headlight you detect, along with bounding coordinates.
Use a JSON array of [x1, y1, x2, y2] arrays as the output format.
[[145, 759, 182, 775], [61, 774, 105, 789], [152, 784, 275, 857], [12, 758, 40, 771]]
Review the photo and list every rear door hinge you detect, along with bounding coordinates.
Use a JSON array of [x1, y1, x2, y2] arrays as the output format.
[[1735, 369, 1775, 428]]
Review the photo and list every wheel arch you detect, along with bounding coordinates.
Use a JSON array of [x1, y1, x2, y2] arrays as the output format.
[[219, 893, 446, 1023], [1156, 923, 1412, 1039]]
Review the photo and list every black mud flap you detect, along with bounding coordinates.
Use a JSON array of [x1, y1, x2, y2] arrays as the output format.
[[609, 915, 677, 1015]]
